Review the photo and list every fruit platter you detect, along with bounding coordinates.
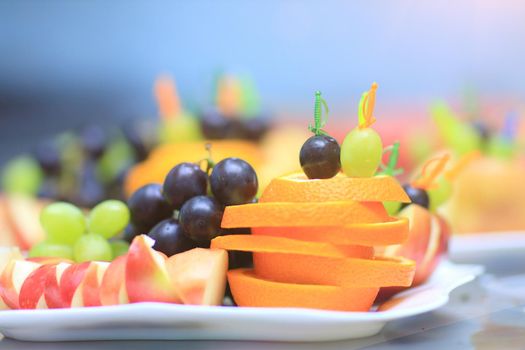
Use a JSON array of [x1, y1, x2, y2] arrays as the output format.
[[0, 81, 485, 342]]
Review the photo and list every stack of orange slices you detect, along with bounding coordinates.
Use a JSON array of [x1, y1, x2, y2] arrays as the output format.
[[211, 172, 417, 312]]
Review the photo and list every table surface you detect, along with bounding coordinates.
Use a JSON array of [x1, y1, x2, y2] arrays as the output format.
[[1, 248, 524, 350]]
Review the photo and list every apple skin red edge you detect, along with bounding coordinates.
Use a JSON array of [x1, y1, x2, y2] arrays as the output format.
[[0, 235, 228, 310]]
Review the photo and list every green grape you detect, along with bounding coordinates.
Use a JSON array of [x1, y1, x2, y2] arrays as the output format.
[[383, 201, 402, 216], [40, 202, 86, 245], [158, 114, 203, 144], [88, 200, 130, 239], [73, 233, 113, 262], [110, 239, 130, 258], [340, 127, 383, 177], [29, 241, 74, 260], [97, 136, 133, 184], [428, 178, 453, 212], [2, 156, 43, 195]]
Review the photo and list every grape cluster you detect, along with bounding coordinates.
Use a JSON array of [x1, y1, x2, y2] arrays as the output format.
[[2, 122, 159, 208], [30, 200, 131, 262], [125, 156, 258, 258], [200, 108, 270, 141]]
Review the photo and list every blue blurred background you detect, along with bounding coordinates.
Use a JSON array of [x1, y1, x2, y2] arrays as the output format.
[[1, 0, 524, 161]]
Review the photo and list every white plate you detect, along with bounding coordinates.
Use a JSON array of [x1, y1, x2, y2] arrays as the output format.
[[449, 231, 525, 262], [0, 261, 482, 342]]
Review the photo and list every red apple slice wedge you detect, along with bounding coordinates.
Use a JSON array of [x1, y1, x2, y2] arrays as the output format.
[[19, 264, 55, 309], [44, 262, 71, 309], [0, 259, 41, 309], [126, 235, 181, 303], [59, 262, 91, 308], [72, 261, 109, 307], [167, 248, 228, 306], [100, 255, 128, 306]]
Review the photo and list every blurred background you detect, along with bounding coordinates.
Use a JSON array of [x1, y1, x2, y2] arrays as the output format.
[[0, 1, 525, 323], [1, 0, 525, 163]]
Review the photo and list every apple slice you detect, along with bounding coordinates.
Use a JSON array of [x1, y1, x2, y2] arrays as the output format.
[[126, 235, 180, 303], [100, 255, 128, 306], [44, 262, 71, 308], [3, 195, 46, 250], [70, 261, 109, 307], [0, 198, 17, 247], [19, 264, 55, 309], [381, 204, 448, 289], [383, 205, 433, 266], [0, 259, 41, 309], [59, 262, 91, 308], [167, 248, 228, 306], [0, 247, 24, 309]]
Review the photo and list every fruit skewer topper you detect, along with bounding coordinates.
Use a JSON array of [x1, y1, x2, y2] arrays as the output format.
[[299, 92, 341, 179], [378, 141, 403, 177], [341, 83, 384, 178], [155, 76, 182, 121]]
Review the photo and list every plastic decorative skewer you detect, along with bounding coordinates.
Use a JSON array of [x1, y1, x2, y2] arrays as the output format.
[[154, 76, 182, 121]]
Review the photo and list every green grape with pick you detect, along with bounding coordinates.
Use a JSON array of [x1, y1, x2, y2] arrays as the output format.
[[88, 200, 130, 239], [40, 202, 86, 245], [73, 233, 113, 262], [29, 241, 74, 260], [2, 156, 43, 196], [341, 83, 383, 177]]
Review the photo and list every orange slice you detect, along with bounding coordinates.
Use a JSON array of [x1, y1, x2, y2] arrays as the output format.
[[228, 269, 379, 312], [221, 201, 388, 228], [253, 253, 415, 287], [260, 173, 410, 203], [251, 217, 409, 246], [211, 235, 374, 259]]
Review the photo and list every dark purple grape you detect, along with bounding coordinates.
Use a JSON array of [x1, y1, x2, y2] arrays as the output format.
[[179, 196, 223, 243], [401, 184, 430, 209], [127, 184, 173, 230], [240, 117, 270, 141], [299, 135, 341, 179], [210, 158, 258, 206], [122, 121, 156, 161], [80, 125, 108, 159], [225, 118, 246, 139], [122, 223, 149, 243], [147, 218, 196, 256], [33, 140, 61, 176], [163, 163, 208, 210], [75, 160, 104, 208], [104, 165, 130, 201], [200, 108, 231, 139]]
